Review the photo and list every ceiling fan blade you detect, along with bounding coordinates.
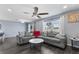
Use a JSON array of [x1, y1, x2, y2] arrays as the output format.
[[32, 14, 34, 17], [38, 13, 48, 15], [37, 15, 41, 18], [33, 7, 38, 14], [32, 7, 38, 17], [32, 13, 35, 17]]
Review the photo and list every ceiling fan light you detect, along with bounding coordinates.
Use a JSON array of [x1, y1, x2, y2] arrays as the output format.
[[8, 9, 12, 12], [63, 5, 68, 9]]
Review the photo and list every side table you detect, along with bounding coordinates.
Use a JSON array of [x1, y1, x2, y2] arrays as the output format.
[[70, 38, 79, 48]]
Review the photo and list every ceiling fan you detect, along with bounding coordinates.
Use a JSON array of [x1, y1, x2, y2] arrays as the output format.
[[32, 7, 48, 18]]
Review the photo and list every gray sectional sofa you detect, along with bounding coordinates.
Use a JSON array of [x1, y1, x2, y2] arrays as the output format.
[[40, 31, 67, 49], [16, 32, 67, 49], [16, 32, 34, 45], [40, 34, 66, 49], [16, 36, 32, 45]]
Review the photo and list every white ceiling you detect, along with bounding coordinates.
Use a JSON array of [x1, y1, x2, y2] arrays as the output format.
[[0, 4, 79, 22]]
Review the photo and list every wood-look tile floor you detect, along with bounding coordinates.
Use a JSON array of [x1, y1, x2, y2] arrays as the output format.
[[0, 37, 79, 54]]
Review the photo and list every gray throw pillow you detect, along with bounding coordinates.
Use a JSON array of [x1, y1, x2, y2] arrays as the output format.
[[47, 31, 58, 37], [55, 34, 65, 39]]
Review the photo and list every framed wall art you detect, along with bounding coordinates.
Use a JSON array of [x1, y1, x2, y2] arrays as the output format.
[[68, 12, 79, 23]]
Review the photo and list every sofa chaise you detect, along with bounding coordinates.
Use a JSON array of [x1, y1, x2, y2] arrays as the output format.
[[39, 32, 67, 49]]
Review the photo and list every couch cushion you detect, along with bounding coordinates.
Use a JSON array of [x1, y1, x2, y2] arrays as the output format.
[[47, 31, 59, 37], [42, 36, 60, 42], [24, 32, 32, 37], [22, 37, 32, 39], [55, 34, 65, 40]]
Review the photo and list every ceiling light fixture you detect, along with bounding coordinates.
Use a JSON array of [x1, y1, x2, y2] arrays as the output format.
[[63, 5, 68, 9], [18, 19, 25, 23], [8, 9, 12, 12], [18, 19, 31, 23]]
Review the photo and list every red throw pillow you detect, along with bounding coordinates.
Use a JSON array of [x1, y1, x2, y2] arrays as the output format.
[[33, 31, 41, 37]]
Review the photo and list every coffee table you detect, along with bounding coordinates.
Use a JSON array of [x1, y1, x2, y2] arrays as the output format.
[[29, 38, 44, 49]]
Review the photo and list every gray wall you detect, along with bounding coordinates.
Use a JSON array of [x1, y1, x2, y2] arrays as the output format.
[[64, 14, 79, 46], [0, 20, 26, 37]]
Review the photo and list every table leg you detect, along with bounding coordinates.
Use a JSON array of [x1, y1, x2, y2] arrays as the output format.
[[71, 40, 74, 49]]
